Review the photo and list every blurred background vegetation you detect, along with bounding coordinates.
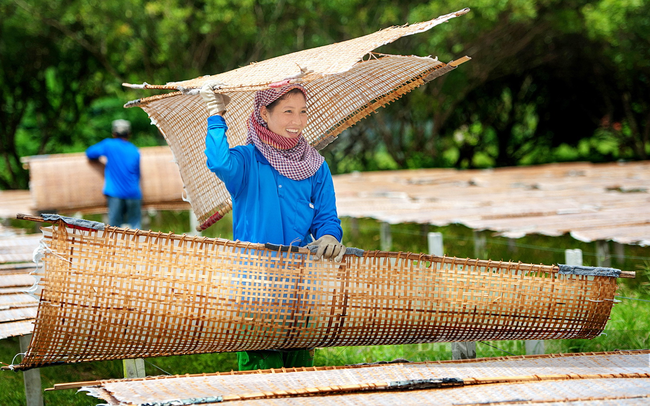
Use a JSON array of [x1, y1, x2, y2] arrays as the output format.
[[1, 0, 649, 190]]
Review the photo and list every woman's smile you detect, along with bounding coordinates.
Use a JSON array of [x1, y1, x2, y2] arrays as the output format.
[[261, 92, 308, 139]]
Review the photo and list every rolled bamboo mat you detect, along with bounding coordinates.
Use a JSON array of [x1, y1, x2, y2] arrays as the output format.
[[22, 146, 186, 212], [10, 215, 625, 370], [65, 350, 650, 405]]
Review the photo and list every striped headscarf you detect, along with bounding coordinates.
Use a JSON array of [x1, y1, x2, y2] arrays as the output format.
[[247, 84, 324, 181]]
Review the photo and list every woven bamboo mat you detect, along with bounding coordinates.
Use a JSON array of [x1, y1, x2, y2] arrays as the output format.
[[22, 146, 185, 212], [333, 160, 650, 246], [68, 350, 650, 405], [0, 190, 34, 219], [8, 215, 624, 370], [124, 10, 470, 230], [0, 234, 41, 263], [0, 263, 38, 339]]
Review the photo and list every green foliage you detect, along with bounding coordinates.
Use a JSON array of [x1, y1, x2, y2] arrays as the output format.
[[2, 0, 650, 188]]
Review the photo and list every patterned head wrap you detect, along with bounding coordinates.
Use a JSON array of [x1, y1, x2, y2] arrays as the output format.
[[247, 84, 324, 181]]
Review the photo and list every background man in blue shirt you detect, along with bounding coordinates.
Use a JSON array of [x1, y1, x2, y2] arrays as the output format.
[[86, 119, 142, 229]]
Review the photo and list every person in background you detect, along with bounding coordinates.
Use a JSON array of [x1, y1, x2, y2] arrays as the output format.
[[86, 119, 142, 229], [201, 81, 345, 370]]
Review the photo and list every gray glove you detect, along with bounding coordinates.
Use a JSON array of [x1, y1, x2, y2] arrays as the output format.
[[307, 235, 346, 262], [200, 80, 230, 116]]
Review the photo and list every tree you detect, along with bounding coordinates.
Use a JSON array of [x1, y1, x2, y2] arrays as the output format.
[[583, 0, 650, 160], [325, 0, 650, 170], [1, 0, 649, 188], [0, 0, 103, 188]]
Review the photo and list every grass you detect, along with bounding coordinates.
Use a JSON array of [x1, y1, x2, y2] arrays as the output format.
[[1, 212, 648, 404]]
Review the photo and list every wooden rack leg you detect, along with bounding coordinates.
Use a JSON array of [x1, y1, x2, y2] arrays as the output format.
[[189, 210, 199, 236], [452, 342, 476, 360], [123, 359, 146, 378], [380, 222, 392, 251], [20, 334, 43, 406], [597, 241, 611, 267]]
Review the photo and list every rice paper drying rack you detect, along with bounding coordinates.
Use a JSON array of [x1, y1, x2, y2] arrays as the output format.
[[7, 214, 632, 370]]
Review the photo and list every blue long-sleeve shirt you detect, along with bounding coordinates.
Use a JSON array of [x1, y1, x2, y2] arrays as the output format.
[[205, 115, 342, 246], [86, 138, 142, 199]]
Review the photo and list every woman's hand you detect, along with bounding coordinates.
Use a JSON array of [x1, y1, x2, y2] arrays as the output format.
[[200, 81, 230, 116], [307, 235, 346, 262]]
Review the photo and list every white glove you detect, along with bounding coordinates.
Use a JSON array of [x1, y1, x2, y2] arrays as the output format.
[[307, 235, 346, 262], [200, 80, 230, 116]]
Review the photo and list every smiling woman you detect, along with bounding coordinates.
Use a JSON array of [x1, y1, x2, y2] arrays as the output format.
[[260, 89, 308, 143], [201, 82, 346, 371]]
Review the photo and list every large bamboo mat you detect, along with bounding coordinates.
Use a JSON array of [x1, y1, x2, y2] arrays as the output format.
[[333, 160, 650, 246], [124, 10, 470, 230], [9, 215, 623, 370], [68, 350, 650, 405], [21, 146, 188, 213], [0, 263, 38, 340], [0, 234, 41, 264], [0, 190, 34, 219], [0, 230, 40, 339]]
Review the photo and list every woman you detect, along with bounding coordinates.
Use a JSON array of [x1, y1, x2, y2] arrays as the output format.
[[201, 81, 345, 370]]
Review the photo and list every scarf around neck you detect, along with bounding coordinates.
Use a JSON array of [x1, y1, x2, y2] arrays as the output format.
[[246, 84, 324, 181]]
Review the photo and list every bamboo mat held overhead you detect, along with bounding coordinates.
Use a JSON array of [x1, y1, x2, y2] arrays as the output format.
[[124, 10, 470, 230], [7, 214, 628, 370]]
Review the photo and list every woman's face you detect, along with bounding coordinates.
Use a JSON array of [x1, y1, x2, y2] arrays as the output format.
[[260, 92, 308, 139]]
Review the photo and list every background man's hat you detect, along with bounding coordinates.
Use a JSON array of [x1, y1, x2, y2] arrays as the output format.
[[112, 119, 131, 134]]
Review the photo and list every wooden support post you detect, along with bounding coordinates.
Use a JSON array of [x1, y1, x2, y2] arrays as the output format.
[[565, 249, 583, 266], [452, 341, 477, 360], [507, 238, 517, 253], [350, 217, 359, 239], [429, 232, 476, 360], [19, 334, 43, 406], [189, 210, 199, 236], [473, 230, 487, 259], [596, 241, 611, 267], [123, 358, 146, 378], [380, 222, 392, 252], [141, 208, 151, 230], [420, 223, 430, 238], [525, 340, 544, 355], [614, 242, 625, 263], [427, 232, 443, 256]]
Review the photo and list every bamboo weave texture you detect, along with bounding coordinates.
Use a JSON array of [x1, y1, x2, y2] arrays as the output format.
[[16, 220, 618, 370], [77, 350, 650, 405], [124, 10, 469, 229], [22, 146, 185, 212]]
